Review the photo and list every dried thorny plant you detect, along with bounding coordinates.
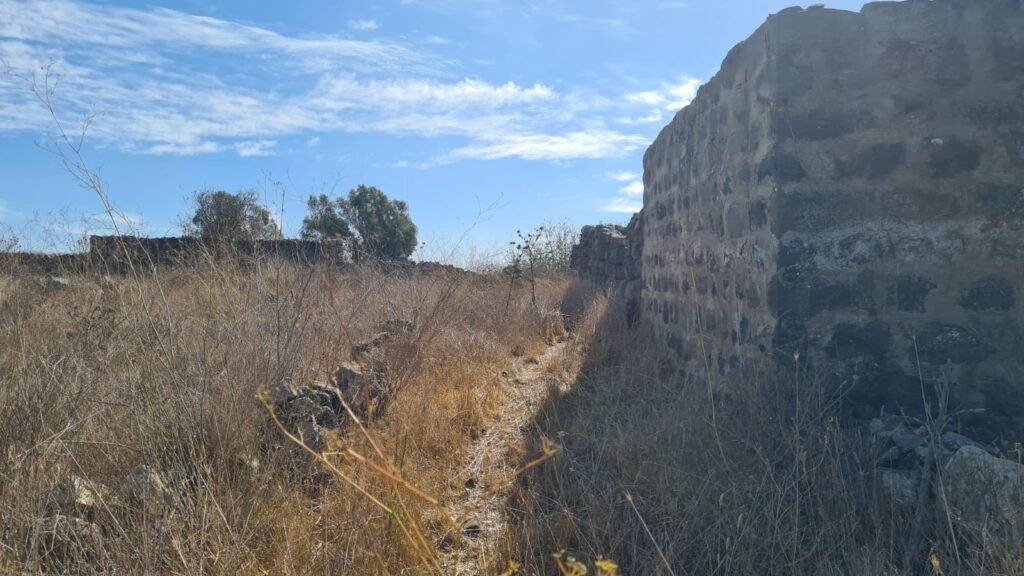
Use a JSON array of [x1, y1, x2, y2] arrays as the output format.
[[506, 227, 543, 312], [256, 381, 560, 575]]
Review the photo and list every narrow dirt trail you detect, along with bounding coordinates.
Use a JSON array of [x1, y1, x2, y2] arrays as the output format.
[[441, 340, 570, 575]]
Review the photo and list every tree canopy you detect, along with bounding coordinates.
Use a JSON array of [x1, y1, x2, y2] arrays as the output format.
[[300, 185, 417, 260], [300, 194, 352, 240], [185, 189, 281, 244]]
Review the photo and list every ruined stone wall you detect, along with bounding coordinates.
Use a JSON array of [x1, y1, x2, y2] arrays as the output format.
[[570, 215, 643, 321], [641, 11, 779, 387], [760, 1, 1024, 441], [573, 0, 1024, 442], [570, 215, 642, 287], [88, 236, 354, 271]]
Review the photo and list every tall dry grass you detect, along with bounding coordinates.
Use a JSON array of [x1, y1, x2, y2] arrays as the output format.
[[0, 251, 567, 575], [511, 285, 921, 576]]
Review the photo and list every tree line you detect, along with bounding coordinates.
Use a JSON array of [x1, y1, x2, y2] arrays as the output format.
[[184, 185, 418, 261]]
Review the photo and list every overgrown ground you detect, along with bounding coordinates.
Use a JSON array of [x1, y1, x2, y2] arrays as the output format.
[[511, 283, 1023, 576], [3, 257, 1020, 575], [0, 253, 567, 575]]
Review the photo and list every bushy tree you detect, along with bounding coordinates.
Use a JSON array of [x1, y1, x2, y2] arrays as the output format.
[[532, 219, 579, 274], [185, 189, 280, 243], [300, 194, 352, 240], [300, 185, 417, 260]]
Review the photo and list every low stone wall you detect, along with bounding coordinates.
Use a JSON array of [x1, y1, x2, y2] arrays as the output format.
[[573, 0, 1024, 443], [2, 252, 92, 275], [3, 236, 355, 275], [570, 214, 642, 322], [88, 236, 354, 272]]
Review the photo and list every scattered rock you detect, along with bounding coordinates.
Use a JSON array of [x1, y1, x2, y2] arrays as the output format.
[[273, 384, 344, 451], [36, 514, 105, 572], [46, 276, 72, 290], [943, 446, 1024, 552], [355, 332, 392, 355], [265, 319, 408, 450], [879, 468, 918, 506], [381, 318, 414, 335], [868, 417, 996, 469], [265, 379, 302, 406], [333, 361, 386, 420], [124, 465, 175, 517], [940, 431, 985, 453], [44, 476, 112, 521], [355, 319, 414, 356]]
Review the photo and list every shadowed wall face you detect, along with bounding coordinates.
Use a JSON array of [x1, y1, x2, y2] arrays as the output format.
[[578, 1, 1024, 442]]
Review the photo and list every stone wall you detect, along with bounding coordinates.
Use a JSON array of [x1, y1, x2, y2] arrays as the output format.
[[575, 0, 1024, 442], [571, 214, 643, 322], [88, 236, 354, 271]]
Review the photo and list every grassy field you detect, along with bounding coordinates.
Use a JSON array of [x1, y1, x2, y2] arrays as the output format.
[[2, 254, 1019, 575], [0, 253, 567, 575]]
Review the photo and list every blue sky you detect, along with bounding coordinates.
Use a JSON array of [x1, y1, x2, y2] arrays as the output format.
[[0, 0, 864, 258]]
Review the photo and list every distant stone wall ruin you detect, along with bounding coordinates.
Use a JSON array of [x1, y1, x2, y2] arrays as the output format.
[[573, 0, 1024, 442], [5, 236, 355, 274], [88, 236, 354, 271]]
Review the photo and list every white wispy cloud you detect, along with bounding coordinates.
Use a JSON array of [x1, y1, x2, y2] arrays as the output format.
[[619, 180, 643, 196], [234, 139, 277, 157], [0, 0, 682, 167], [601, 168, 644, 214], [624, 76, 702, 111], [609, 170, 640, 182], [310, 77, 554, 112], [618, 110, 664, 125], [0, 1, 420, 73], [603, 197, 642, 214], [346, 19, 379, 31], [445, 130, 647, 162]]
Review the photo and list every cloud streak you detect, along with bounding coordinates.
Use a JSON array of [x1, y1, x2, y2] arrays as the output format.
[[0, 0, 690, 169], [602, 168, 645, 214], [446, 130, 647, 162], [346, 19, 379, 31], [621, 76, 702, 124]]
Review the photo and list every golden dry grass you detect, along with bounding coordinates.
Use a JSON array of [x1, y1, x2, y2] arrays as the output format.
[[6, 257, 1019, 576], [0, 255, 568, 575]]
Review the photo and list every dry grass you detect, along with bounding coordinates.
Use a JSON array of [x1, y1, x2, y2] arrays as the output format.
[[6, 255, 1019, 575], [0, 254, 567, 575], [511, 287, 914, 576], [507, 280, 1024, 575]]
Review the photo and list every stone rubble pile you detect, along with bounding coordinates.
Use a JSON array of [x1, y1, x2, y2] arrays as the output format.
[[868, 416, 1024, 554], [36, 465, 179, 572], [268, 319, 413, 451]]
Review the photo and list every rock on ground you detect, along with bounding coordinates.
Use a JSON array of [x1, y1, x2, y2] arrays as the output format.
[[944, 445, 1024, 554]]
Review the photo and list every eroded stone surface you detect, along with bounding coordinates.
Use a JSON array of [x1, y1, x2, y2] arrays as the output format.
[[944, 446, 1024, 553], [573, 0, 1024, 442]]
